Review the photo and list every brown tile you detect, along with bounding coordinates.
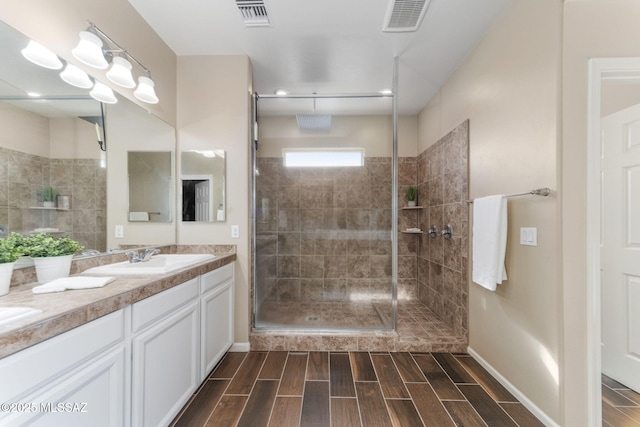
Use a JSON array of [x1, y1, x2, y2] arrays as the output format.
[[209, 352, 248, 379], [227, 352, 268, 394], [432, 353, 476, 383], [412, 354, 464, 400], [172, 379, 229, 427], [206, 395, 247, 427], [330, 353, 356, 397], [331, 398, 362, 427], [279, 353, 309, 396], [268, 397, 303, 427], [458, 384, 517, 426], [355, 382, 393, 427], [386, 400, 424, 427], [350, 352, 378, 382], [500, 402, 546, 427], [370, 354, 410, 399], [236, 380, 279, 427], [602, 400, 640, 427], [390, 352, 427, 383], [442, 401, 486, 427], [603, 384, 639, 407], [406, 382, 455, 427], [307, 351, 329, 381], [455, 355, 517, 402], [259, 351, 288, 379], [300, 381, 330, 427]]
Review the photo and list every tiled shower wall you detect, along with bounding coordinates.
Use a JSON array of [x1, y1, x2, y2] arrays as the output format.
[[0, 147, 106, 252], [417, 120, 469, 337], [255, 157, 419, 305]]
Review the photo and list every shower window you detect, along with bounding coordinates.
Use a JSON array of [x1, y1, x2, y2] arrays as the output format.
[[283, 148, 365, 168]]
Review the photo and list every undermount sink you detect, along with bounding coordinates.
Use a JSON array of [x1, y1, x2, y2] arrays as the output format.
[[82, 254, 216, 276], [0, 307, 43, 327]]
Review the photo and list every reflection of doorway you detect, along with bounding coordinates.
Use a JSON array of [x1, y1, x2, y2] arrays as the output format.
[[182, 175, 214, 221]]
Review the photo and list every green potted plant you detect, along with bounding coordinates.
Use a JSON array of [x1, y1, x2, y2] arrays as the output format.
[[22, 233, 83, 283], [406, 186, 418, 207], [0, 233, 26, 296], [40, 187, 58, 208]]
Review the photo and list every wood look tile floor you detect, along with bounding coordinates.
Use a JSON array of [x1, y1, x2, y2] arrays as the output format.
[[171, 351, 544, 427], [602, 374, 640, 426]]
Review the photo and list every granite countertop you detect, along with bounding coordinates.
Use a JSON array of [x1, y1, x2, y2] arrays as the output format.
[[0, 247, 236, 359]]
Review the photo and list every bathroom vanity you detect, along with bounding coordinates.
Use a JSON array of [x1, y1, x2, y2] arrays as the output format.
[[0, 252, 235, 427]]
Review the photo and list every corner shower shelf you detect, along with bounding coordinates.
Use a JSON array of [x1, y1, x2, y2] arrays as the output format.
[[400, 206, 424, 210]]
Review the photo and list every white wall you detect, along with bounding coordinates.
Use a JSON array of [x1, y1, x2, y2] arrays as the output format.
[[177, 55, 252, 344], [562, 1, 640, 425], [0, 103, 49, 157], [258, 115, 417, 158], [417, 0, 562, 422]]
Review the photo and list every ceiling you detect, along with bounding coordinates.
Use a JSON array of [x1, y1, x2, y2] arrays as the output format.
[[128, 0, 512, 116]]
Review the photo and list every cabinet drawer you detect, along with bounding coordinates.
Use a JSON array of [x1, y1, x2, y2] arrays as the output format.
[[132, 278, 199, 334], [0, 309, 125, 403], [200, 263, 233, 294]]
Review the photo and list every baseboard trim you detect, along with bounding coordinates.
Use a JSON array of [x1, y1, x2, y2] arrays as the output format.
[[229, 342, 250, 352], [467, 346, 559, 427]]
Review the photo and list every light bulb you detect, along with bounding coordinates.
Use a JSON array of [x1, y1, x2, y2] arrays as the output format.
[[133, 76, 159, 104], [106, 56, 136, 88], [72, 31, 108, 69], [60, 63, 93, 89], [90, 82, 117, 104], [21, 40, 63, 70]]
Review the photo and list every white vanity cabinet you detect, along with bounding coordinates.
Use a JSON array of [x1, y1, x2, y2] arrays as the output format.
[[131, 277, 200, 427], [0, 310, 127, 427], [200, 263, 234, 380], [0, 260, 235, 427]]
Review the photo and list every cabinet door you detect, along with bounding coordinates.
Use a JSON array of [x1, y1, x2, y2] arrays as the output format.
[[131, 301, 199, 427], [201, 279, 234, 379], [2, 347, 126, 427]]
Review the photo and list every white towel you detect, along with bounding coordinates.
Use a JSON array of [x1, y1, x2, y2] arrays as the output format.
[[32, 276, 115, 294], [472, 195, 508, 291], [129, 212, 149, 221]]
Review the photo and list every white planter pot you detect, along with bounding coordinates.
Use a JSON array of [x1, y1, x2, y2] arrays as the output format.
[[33, 255, 74, 283], [0, 262, 15, 296], [408, 201, 417, 207], [43, 201, 56, 208]]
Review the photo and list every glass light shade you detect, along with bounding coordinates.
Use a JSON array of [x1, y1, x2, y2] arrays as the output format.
[[72, 31, 108, 69], [89, 82, 117, 104], [106, 56, 135, 88], [59, 63, 93, 89], [133, 76, 159, 104], [21, 40, 63, 70]]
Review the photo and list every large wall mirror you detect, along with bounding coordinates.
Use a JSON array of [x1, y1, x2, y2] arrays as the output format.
[[0, 18, 177, 261], [181, 150, 225, 222]]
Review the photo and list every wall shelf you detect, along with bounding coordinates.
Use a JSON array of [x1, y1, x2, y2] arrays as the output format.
[[400, 230, 423, 234], [400, 206, 424, 210], [28, 206, 70, 211]]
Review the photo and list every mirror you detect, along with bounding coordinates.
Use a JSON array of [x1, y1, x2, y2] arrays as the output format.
[[128, 151, 173, 222], [0, 18, 177, 259], [181, 150, 226, 222]]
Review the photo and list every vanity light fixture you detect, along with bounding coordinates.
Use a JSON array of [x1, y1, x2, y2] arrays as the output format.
[[89, 81, 117, 104], [21, 40, 63, 70], [106, 56, 136, 88], [72, 31, 109, 69], [72, 23, 160, 103], [133, 75, 158, 104], [59, 63, 94, 89]]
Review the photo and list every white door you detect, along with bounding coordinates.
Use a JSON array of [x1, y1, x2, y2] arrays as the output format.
[[601, 103, 640, 392], [194, 180, 210, 222]]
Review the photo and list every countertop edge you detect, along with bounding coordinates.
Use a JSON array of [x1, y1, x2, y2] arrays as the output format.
[[0, 253, 236, 359]]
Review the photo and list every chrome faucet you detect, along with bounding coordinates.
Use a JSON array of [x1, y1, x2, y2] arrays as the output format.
[[125, 248, 160, 263]]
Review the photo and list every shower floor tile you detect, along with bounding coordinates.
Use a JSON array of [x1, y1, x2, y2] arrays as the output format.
[[251, 300, 467, 353]]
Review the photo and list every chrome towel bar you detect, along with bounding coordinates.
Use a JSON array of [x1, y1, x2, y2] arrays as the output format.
[[466, 187, 551, 204]]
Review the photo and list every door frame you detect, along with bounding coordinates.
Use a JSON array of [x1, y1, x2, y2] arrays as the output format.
[[181, 174, 214, 222], [587, 57, 640, 425]]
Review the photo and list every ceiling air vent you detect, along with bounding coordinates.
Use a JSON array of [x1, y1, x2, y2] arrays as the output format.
[[383, 0, 431, 32], [236, 0, 271, 26]]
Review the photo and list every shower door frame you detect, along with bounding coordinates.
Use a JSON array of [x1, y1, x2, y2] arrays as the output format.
[[250, 88, 399, 332]]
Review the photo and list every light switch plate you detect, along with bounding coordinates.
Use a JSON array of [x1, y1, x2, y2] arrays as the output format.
[[520, 227, 537, 246]]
